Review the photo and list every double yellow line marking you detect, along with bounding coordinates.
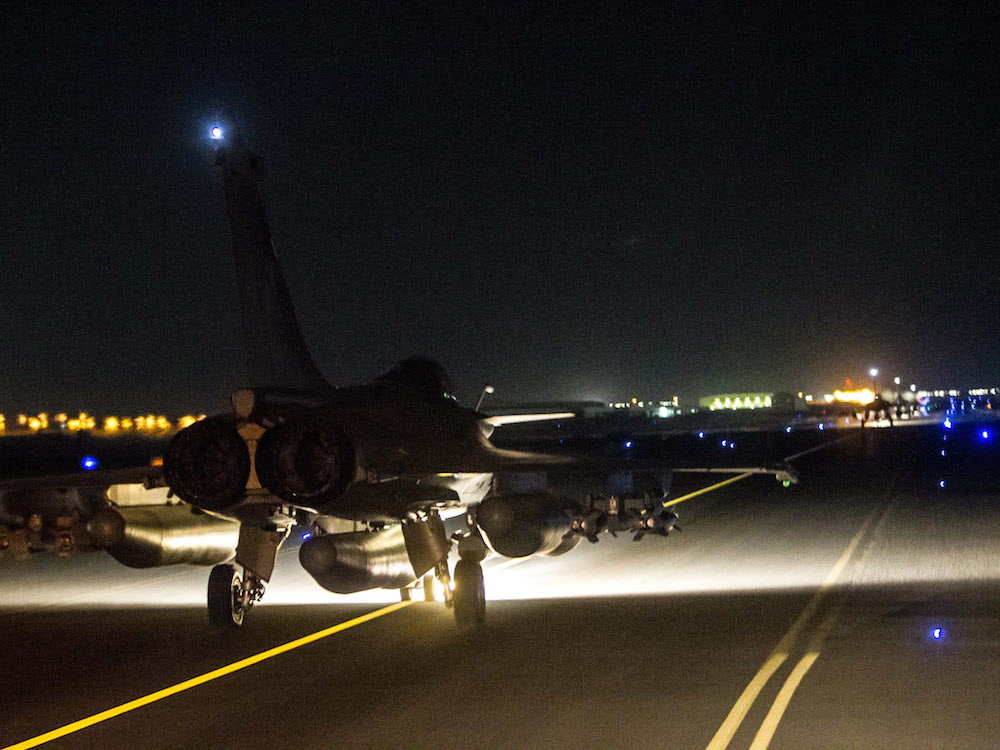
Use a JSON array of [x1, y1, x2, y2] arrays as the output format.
[[3, 601, 413, 750], [706, 505, 887, 750]]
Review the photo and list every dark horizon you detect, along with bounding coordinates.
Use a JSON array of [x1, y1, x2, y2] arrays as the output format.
[[3, 4, 998, 415]]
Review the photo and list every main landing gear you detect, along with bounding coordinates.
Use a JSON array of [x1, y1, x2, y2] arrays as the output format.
[[400, 532, 488, 631], [452, 559, 485, 630], [452, 531, 488, 631], [207, 563, 264, 629]]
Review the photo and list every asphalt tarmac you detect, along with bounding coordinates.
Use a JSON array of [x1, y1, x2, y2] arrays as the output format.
[[3, 420, 1000, 749]]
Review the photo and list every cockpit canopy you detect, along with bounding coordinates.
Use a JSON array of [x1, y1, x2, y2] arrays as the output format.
[[376, 356, 456, 401]]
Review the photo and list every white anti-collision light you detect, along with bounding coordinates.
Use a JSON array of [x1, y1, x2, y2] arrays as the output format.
[[210, 126, 224, 140]]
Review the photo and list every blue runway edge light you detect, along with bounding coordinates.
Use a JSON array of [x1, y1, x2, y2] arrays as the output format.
[[624, 440, 633, 449], [210, 126, 224, 139], [981, 430, 991, 441], [931, 627, 945, 640], [81, 456, 99, 471]]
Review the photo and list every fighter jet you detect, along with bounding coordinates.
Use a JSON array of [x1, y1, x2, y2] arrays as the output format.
[[0, 125, 796, 629]]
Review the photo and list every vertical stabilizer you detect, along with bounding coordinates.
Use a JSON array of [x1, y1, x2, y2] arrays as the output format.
[[214, 128, 331, 394]]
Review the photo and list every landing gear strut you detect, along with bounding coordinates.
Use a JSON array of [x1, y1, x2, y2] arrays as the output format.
[[207, 563, 264, 629]]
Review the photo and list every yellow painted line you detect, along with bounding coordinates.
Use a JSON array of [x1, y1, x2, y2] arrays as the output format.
[[704, 652, 789, 750], [2, 601, 413, 750], [747, 652, 820, 750], [746, 508, 893, 749], [749, 608, 842, 750], [663, 472, 755, 508], [705, 505, 882, 750]]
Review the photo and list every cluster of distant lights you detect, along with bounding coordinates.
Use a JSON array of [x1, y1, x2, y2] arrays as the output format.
[[0, 412, 206, 433], [606, 383, 998, 417], [609, 397, 680, 419]]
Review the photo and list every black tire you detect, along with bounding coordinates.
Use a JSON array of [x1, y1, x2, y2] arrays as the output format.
[[208, 564, 244, 629], [453, 559, 485, 630]]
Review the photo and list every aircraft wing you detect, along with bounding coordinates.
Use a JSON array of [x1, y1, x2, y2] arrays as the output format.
[[480, 412, 575, 427], [0, 465, 164, 491]]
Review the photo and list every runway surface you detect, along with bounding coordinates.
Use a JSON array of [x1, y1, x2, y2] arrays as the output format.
[[3, 420, 1000, 748]]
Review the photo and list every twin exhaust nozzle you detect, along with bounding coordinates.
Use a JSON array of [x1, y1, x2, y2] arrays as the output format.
[[163, 416, 357, 512]]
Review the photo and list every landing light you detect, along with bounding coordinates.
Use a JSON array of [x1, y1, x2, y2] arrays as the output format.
[[81, 456, 99, 471], [210, 126, 224, 140]]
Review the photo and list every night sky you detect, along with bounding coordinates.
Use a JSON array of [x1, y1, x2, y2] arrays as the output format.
[[3, 3, 999, 414]]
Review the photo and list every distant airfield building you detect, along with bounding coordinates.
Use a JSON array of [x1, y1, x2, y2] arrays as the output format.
[[699, 392, 805, 412], [608, 397, 681, 419]]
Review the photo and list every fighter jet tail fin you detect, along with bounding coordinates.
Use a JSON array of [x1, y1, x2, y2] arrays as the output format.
[[213, 126, 331, 395]]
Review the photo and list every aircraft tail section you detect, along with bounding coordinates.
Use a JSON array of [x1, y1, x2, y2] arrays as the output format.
[[214, 129, 331, 394]]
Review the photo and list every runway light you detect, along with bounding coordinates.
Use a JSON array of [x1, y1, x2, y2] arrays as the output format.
[[210, 125, 224, 139], [721, 440, 728, 447], [302, 532, 312, 541], [943, 419, 953, 429], [941, 450, 947, 457], [81, 456, 99, 471], [697, 431, 705, 439], [782, 480, 792, 488], [930, 627, 945, 640], [938, 480, 947, 489], [981, 430, 991, 441], [785, 426, 793, 433], [624, 440, 633, 449], [818, 423, 825, 430]]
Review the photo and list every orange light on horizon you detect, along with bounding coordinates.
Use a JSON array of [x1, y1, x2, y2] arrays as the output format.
[[833, 388, 876, 405]]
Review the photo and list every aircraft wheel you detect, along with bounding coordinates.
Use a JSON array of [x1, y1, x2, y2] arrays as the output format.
[[208, 563, 244, 629], [453, 559, 485, 630]]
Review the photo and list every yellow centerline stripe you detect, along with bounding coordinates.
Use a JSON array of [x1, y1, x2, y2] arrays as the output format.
[[704, 505, 882, 750], [748, 652, 820, 749], [662, 472, 755, 508], [3, 601, 413, 750], [747, 504, 894, 749], [749, 608, 841, 749]]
